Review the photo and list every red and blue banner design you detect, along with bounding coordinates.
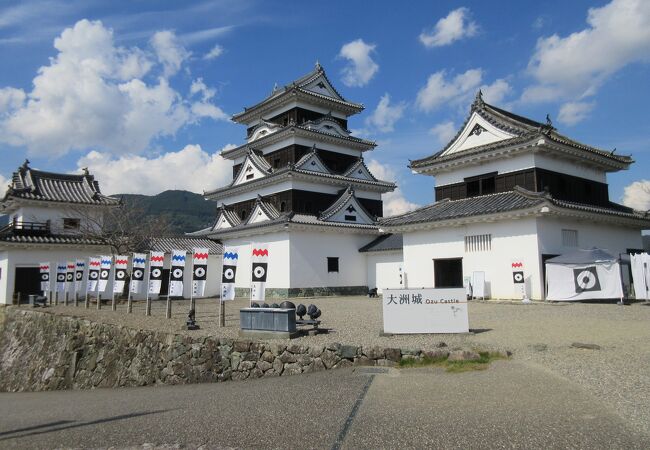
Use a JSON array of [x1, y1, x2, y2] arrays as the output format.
[[221, 248, 238, 301], [87, 257, 101, 292], [251, 243, 269, 302], [169, 250, 186, 297], [39, 262, 51, 293], [192, 248, 209, 297], [130, 253, 147, 294], [98, 255, 112, 292], [113, 255, 129, 294], [148, 251, 165, 295], [56, 263, 67, 292], [75, 259, 85, 291]]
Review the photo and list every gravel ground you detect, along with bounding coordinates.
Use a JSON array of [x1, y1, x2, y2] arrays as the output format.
[[23, 296, 650, 435]]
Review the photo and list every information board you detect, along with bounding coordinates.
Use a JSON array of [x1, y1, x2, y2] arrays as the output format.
[[383, 288, 469, 334]]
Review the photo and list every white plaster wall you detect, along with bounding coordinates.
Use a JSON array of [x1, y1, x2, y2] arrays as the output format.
[[13, 205, 103, 235], [534, 153, 607, 183], [536, 217, 643, 257], [0, 247, 109, 304], [289, 231, 374, 288], [366, 251, 403, 293], [402, 218, 543, 299], [0, 251, 8, 304], [434, 154, 536, 187], [221, 233, 291, 290], [433, 152, 607, 188]]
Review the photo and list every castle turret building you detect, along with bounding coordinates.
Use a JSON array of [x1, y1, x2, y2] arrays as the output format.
[[380, 92, 650, 299], [195, 63, 396, 297]]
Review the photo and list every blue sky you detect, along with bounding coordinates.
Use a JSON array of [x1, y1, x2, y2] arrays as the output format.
[[0, 0, 649, 214]]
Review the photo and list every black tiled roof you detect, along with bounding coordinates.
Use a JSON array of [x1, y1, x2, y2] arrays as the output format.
[[380, 188, 650, 228], [0, 234, 105, 246], [141, 236, 223, 254], [359, 234, 403, 253], [409, 93, 632, 169], [2, 161, 119, 206], [380, 190, 546, 227], [232, 64, 363, 122]]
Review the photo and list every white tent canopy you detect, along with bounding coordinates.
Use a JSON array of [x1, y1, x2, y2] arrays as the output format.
[[545, 248, 623, 301], [630, 252, 650, 301]]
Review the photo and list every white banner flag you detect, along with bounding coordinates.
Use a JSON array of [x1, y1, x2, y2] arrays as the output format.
[[192, 248, 209, 297], [546, 262, 623, 301], [251, 243, 268, 302], [39, 262, 51, 293], [169, 249, 186, 297], [221, 247, 239, 301], [87, 257, 100, 292], [130, 253, 147, 294], [65, 261, 76, 294], [56, 263, 67, 292], [113, 255, 129, 294], [98, 255, 112, 292], [148, 251, 165, 295], [75, 259, 85, 291]]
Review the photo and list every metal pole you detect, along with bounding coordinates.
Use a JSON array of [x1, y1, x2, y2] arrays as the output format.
[[145, 257, 152, 316], [111, 290, 116, 311], [74, 292, 79, 307], [166, 258, 172, 319], [127, 255, 133, 314], [64, 291, 69, 306], [54, 290, 58, 306], [190, 254, 195, 312], [85, 291, 89, 309], [96, 275, 101, 310]]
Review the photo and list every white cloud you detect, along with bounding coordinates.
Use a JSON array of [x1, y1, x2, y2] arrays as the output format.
[[0, 87, 25, 113], [419, 7, 478, 48], [150, 30, 189, 77], [339, 39, 379, 87], [481, 79, 511, 105], [367, 159, 420, 217], [429, 121, 456, 144], [365, 94, 406, 133], [558, 101, 595, 126], [416, 69, 482, 112], [0, 19, 227, 157], [77, 144, 236, 195], [622, 180, 650, 211], [203, 44, 224, 60], [532, 15, 549, 30], [524, 0, 650, 103], [181, 26, 233, 45]]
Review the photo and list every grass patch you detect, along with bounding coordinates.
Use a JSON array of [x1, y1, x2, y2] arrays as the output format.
[[398, 351, 509, 373]]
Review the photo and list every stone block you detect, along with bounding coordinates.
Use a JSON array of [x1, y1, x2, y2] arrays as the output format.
[[384, 348, 401, 362], [339, 345, 359, 359]]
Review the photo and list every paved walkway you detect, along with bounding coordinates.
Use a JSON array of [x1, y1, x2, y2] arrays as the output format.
[[1, 361, 649, 449]]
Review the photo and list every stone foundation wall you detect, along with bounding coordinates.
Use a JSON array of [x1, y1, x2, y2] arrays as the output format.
[[0, 308, 441, 392]]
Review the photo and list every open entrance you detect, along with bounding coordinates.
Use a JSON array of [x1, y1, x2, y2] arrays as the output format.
[[541, 254, 560, 299], [14, 267, 41, 303], [434, 258, 463, 288]]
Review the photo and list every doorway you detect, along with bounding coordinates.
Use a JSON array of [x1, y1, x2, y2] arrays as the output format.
[[434, 258, 463, 288], [14, 267, 41, 303]]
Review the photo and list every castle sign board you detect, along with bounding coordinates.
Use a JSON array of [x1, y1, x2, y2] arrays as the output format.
[[382, 288, 469, 334]]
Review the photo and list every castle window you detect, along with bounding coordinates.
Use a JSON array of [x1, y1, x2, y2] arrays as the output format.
[[562, 229, 578, 247], [280, 202, 286, 212], [63, 218, 80, 230], [464, 234, 491, 252], [327, 257, 339, 273], [273, 158, 280, 168], [240, 210, 247, 220]]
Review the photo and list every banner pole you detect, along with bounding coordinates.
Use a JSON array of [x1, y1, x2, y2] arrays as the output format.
[[145, 255, 151, 316], [96, 263, 101, 310], [190, 253, 195, 312], [127, 254, 133, 314], [166, 254, 172, 319]]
